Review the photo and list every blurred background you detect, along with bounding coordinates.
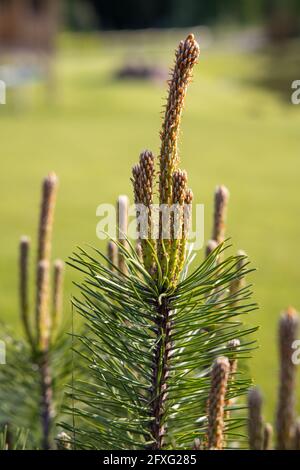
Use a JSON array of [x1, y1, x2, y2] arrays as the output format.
[[0, 0, 300, 420]]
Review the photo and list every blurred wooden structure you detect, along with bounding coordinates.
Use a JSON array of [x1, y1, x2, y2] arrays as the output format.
[[0, 0, 59, 53]]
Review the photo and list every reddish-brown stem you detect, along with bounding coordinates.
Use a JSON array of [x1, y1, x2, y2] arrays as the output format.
[[39, 353, 54, 450], [150, 299, 172, 449]]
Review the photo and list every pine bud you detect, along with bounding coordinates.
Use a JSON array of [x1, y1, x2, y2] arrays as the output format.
[[19, 236, 34, 346], [230, 250, 247, 297], [276, 307, 299, 450], [248, 387, 263, 450], [207, 356, 230, 450], [52, 259, 64, 337], [37, 172, 58, 263], [212, 185, 229, 244], [36, 260, 50, 351], [131, 151, 156, 274], [159, 34, 200, 206]]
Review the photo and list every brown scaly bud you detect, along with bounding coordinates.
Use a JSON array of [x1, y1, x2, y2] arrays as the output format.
[[56, 431, 72, 450], [175, 187, 193, 283], [184, 187, 193, 204], [19, 236, 34, 346], [132, 164, 143, 239], [263, 423, 273, 450], [169, 170, 188, 284], [172, 169, 187, 236], [205, 239, 218, 258], [52, 260, 64, 339], [248, 387, 263, 450], [139, 150, 156, 248], [227, 339, 240, 377], [131, 151, 156, 274], [276, 307, 299, 450], [159, 34, 200, 207], [207, 356, 230, 450], [139, 150, 155, 209], [36, 260, 50, 351], [107, 240, 118, 271], [212, 185, 229, 244], [37, 172, 58, 263], [225, 339, 240, 421], [294, 418, 300, 450], [183, 188, 193, 238], [132, 164, 142, 205], [132, 150, 155, 211], [172, 170, 187, 205], [117, 195, 129, 274]]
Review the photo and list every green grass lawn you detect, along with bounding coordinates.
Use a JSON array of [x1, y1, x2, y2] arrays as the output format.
[[0, 31, 300, 420]]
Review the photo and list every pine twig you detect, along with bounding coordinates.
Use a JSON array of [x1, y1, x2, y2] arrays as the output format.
[[35, 173, 59, 449], [248, 387, 263, 450]]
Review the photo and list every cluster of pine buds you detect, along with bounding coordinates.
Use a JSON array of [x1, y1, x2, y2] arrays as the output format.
[[130, 34, 200, 287]]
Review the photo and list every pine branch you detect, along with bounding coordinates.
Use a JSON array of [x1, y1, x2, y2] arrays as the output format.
[[0, 172, 71, 450], [66, 241, 256, 449]]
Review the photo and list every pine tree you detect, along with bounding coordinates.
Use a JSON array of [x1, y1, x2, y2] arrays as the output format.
[[64, 34, 256, 450]]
